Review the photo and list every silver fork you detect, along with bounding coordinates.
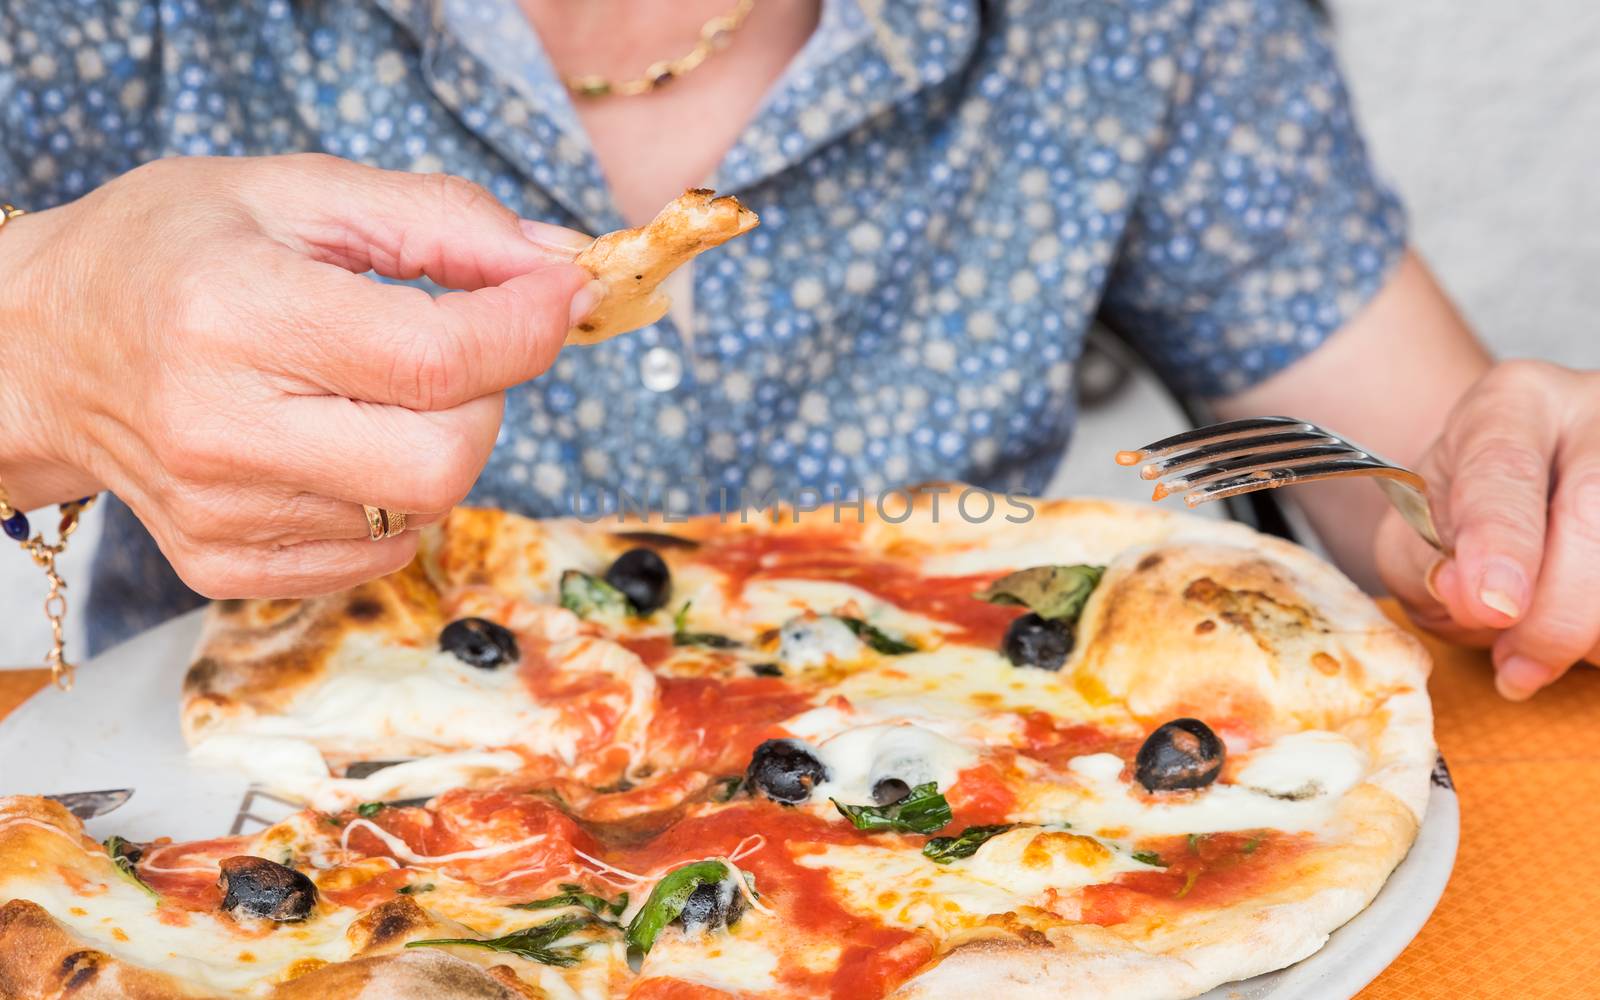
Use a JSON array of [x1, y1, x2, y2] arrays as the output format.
[[1117, 416, 1447, 552]]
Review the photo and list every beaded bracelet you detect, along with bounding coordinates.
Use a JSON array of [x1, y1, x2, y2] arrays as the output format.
[[0, 203, 98, 690], [0, 484, 97, 691]]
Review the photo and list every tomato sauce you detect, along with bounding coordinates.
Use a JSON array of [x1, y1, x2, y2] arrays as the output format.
[[1018, 712, 1140, 769], [136, 835, 252, 911], [651, 676, 816, 774], [618, 635, 676, 668], [605, 803, 934, 1000], [699, 532, 1023, 648], [945, 763, 1017, 827], [315, 865, 413, 910], [628, 979, 739, 1000], [343, 791, 597, 891], [1079, 830, 1308, 925]]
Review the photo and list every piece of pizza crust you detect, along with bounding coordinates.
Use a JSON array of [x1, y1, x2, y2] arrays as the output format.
[[565, 188, 759, 345]]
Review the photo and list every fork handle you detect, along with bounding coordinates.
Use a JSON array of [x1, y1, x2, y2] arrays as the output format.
[[1376, 477, 1448, 554]]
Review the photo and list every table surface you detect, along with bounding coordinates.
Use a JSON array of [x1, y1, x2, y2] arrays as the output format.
[[3, 601, 1594, 999]]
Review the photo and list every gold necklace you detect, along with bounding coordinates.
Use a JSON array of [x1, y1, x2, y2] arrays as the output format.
[[565, 0, 756, 98]]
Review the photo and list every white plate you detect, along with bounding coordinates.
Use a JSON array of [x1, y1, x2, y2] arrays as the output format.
[[0, 609, 1458, 999]]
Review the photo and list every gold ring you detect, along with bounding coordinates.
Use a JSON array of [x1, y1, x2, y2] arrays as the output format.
[[381, 509, 407, 538], [362, 505, 386, 542]]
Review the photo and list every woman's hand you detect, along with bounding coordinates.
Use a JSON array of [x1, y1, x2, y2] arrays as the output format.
[[1377, 360, 1600, 699], [0, 154, 598, 598]]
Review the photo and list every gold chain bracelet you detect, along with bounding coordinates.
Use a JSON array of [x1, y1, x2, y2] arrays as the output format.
[[0, 202, 98, 691], [565, 0, 756, 98]]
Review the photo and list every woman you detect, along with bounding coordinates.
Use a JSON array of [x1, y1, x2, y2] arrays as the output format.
[[0, 0, 1594, 699]]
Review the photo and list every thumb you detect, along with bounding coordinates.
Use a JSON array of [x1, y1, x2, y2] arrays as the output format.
[[246, 153, 593, 290]]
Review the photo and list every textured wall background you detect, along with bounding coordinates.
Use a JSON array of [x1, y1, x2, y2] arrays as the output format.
[[4, 2, 1599, 665]]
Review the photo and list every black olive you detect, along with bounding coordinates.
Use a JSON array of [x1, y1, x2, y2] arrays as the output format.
[[746, 739, 829, 804], [604, 548, 672, 614], [750, 662, 783, 678], [439, 617, 519, 670], [1001, 613, 1074, 670], [676, 879, 746, 933], [1135, 718, 1226, 792], [218, 856, 317, 922], [871, 777, 911, 806]]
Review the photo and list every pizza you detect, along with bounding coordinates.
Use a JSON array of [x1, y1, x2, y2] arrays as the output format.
[[0, 489, 1434, 999], [564, 188, 759, 346]]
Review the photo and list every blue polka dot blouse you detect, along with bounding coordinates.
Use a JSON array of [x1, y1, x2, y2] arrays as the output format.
[[0, 0, 1405, 653]]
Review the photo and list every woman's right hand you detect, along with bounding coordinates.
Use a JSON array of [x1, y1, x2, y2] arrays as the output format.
[[0, 154, 599, 597]]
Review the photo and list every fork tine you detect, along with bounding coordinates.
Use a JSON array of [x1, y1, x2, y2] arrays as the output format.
[[1178, 458, 1400, 507], [1138, 430, 1349, 480], [1151, 444, 1367, 496], [1115, 416, 1315, 466]]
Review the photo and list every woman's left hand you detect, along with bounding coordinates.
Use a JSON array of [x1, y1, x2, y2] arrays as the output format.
[[1377, 359, 1600, 700]]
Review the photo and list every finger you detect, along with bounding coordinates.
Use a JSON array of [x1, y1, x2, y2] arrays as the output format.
[[260, 392, 506, 514], [178, 491, 446, 547], [245, 153, 592, 290], [1433, 385, 1559, 631], [1376, 512, 1501, 647], [1491, 450, 1600, 699], [179, 534, 423, 600], [258, 251, 597, 410]]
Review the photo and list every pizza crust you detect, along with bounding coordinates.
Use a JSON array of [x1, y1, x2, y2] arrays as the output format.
[[565, 188, 759, 345]]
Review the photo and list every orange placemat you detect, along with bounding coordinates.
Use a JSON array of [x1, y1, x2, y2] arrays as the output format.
[[1358, 603, 1600, 1000], [2, 606, 1594, 997]]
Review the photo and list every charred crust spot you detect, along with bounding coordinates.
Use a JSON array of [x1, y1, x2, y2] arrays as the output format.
[[1136, 553, 1164, 572], [1183, 577, 1225, 603], [578, 322, 595, 332], [1194, 619, 1216, 634], [185, 656, 221, 690], [687, 187, 715, 196], [346, 597, 384, 622], [634, 274, 643, 280], [58, 951, 105, 991], [217, 599, 247, 615], [351, 898, 428, 951]]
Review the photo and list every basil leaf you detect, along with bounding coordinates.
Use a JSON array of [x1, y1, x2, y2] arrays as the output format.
[[672, 601, 740, 648], [407, 914, 599, 967], [833, 782, 952, 834], [513, 883, 629, 919], [1241, 836, 1263, 855], [397, 882, 434, 895], [975, 565, 1105, 622], [1132, 851, 1165, 867], [560, 570, 629, 619], [921, 824, 1016, 863], [837, 616, 917, 655], [104, 836, 157, 899], [624, 860, 733, 960], [356, 802, 385, 818]]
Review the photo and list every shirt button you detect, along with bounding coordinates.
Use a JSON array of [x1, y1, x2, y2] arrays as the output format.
[[639, 346, 684, 392]]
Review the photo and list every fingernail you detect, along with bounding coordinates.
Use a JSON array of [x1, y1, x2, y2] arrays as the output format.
[[1423, 559, 1448, 603], [519, 218, 593, 254], [1478, 558, 1527, 620], [1495, 655, 1552, 701], [569, 279, 605, 326]]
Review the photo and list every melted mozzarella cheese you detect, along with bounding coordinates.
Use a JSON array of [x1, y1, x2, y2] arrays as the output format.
[[1236, 730, 1367, 800], [0, 871, 356, 995], [810, 723, 978, 805], [642, 924, 783, 992], [739, 579, 955, 638], [777, 615, 864, 668], [189, 738, 525, 812], [219, 636, 570, 757], [797, 828, 1148, 933], [1018, 730, 1368, 836]]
